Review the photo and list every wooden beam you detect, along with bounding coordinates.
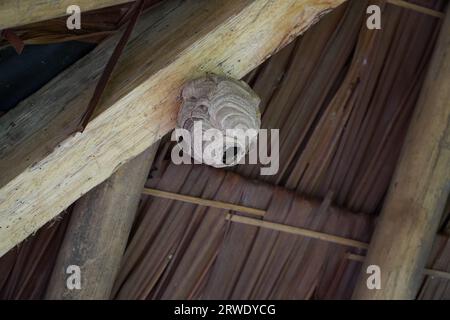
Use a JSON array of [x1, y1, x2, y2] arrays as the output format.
[[347, 253, 450, 281], [142, 186, 450, 280], [0, 0, 133, 30], [353, 4, 450, 300], [0, 0, 345, 257], [141, 183, 450, 281], [142, 186, 368, 249], [45, 143, 159, 299]]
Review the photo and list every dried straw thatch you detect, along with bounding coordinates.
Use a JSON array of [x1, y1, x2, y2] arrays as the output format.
[[0, 0, 448, 300]]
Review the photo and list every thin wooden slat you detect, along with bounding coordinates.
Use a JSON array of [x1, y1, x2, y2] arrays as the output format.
[[142, 185, 370, 251], [45, 143, 159, 299], [142, 188, 266, 217], [226, 214, 369, 250]]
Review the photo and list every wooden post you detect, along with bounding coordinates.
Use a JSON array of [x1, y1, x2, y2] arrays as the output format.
[[353, 4, 450, 300], [45, 143, 159, 299]]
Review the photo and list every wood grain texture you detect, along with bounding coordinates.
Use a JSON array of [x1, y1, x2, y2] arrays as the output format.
[[45, 143, 159, 299], [0, 0, 133, 30], [353, 4, 450, 300], [0, 0, 345, 257]]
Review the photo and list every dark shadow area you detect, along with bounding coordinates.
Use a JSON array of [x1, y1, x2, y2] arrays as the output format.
[[0, 41, 95, 112]]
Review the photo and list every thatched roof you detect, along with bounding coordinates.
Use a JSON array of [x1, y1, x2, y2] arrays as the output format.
[[0, 0, 448, 299]]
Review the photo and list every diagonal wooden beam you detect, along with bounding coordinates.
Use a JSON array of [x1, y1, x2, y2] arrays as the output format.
[[0, 0, 346, 257], [0, 0, 133, 30]]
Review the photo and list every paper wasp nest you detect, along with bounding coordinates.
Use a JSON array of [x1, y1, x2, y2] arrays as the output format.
[[177, 74, 261, 168]]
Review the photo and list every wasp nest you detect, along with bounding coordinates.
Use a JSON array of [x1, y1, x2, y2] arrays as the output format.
[[177, 74, 261, 168]]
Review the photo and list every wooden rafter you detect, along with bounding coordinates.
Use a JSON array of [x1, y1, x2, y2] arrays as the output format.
[[45, 143, 159, 299]]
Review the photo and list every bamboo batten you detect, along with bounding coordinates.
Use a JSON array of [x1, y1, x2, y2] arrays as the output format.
[[141, 186, 450, 281], [143, 188, 266, 217]]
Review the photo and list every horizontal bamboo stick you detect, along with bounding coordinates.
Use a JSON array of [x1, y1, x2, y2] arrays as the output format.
[[142, 187, 368, 249], [144, 186, 450, 281], [142, 188, 266, 217]]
